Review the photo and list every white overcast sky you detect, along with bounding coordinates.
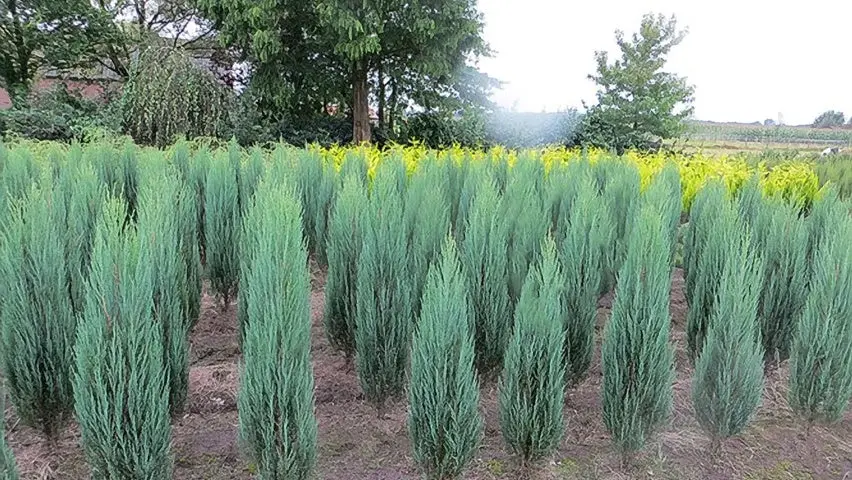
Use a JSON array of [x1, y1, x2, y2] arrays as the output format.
[[476, 0, 852, 125]]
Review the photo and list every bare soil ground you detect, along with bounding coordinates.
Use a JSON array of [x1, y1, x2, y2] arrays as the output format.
[[7, 268, 852, 479]]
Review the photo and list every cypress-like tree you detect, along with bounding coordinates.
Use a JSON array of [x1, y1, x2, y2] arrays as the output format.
[[683, 180, 728, 304], [499, 237, 565, 464], [137, 164, 192, 416], [0, 182, 76, 440], [752, 199, 809, 365], [560, 174, 614, 385], [643, 163, 682, 265], [0, 385, 19, 480], [323, 174, 369, 361], [238, 181, 317, 480], [355, 160, 414, 414], [788, 208, 852, 428], [549, 160, 591, 248], [597, 159, 641, 293], [602, 205, 674, 460], [461, 178, 512, 378], [205, 152, 241, 307], [74, 197, 172, 479], [293, 149, 337, 265], [692, 226, 765, 454], [408, 237, 482, 480]]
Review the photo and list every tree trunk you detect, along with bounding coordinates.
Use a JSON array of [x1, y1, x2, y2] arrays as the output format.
[[352, 62, 371, 144], [377, 60, 386, 131], [388, 77, 398, 134]]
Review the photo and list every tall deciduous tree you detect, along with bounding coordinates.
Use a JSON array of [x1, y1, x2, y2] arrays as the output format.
[[579, 13, 695, 153]]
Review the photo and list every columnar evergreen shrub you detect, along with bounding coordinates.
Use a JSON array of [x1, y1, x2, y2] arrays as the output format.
[[74, 197, 172, 479], [137, 165, 192, 416], [598, 159, 641, 293], [240, 147, 266, 215], [0, 183, 76, 439], [752, 199, 809, 364], [461, 178, 512, 378], [178, 178, 203, 330], [805, 185, 841, 271], [499, 237, 565, 464], [692, 226, 765, 453], [454, 159, 490, 244], [323, 175, 369, 360], [355, 160, 414, 413], [294, 149, 336, 265], [560, 174, 613, 385], [548, 160, 589, 248], [408, 237, 482, 480], [685, 181, 734, 361], [205, 152, 241, 307], [238, 181, 317, 480], [602, 205, 674, 458], [643, 163, 682, 264], [405, 161, 451, 317], [788, 207, 852, 427], [0, 385, 18, 480]]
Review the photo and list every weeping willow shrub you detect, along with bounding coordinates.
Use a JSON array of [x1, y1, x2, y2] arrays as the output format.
[[501, 157, 549, 304], [74, 197, 172, 479], [323, 175, 369, 361], [643, 163, 682, 265], [238, 180, 317, 480], [122, 46, 232, 148], [751, 199, 809, 365], [0, 386, 19, 480], [137, 162, 192, 416], [462, 178, 512, 379], [692, 226, 765, 454], [408, 237, 482, 480], [685, 181, 734, 361], [560, 173, 613, 386], [355, 159, 414, 414], [596, 158, 641, 293], [405, 159, 451, 318], [205, 152, 241, 308], [602, 205, 674, 459], [499, 237, 565, 464], [789, 207, 852, 428], [0, 182, 76, 440]]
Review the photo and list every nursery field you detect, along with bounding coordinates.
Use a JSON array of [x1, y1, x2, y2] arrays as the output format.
[[0, 141, 851, 480]]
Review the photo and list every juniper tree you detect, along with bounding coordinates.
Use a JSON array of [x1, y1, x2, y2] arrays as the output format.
[[355, 160, 415, 414], [74, 197, 172, 479], [548, 160, 591, 248], [643, 163, 682, 265], [323, 175, 369, 361], [602, 205, 674, 460], [499, 237, 565, 465], [0, 385, 18, 480], [560, 174, 614, 385], [0, 183, 77, 440], [461, 178, 512, 378], [683, 180, 728, 303], [788, 207, 852, 428], [205, 152, 241, 308], [238, 181, 317, 480], [595, 158, 641, 293], [692, 226, 765, 454], [408, 237, 482, 480], [293, 149, 337, 265]]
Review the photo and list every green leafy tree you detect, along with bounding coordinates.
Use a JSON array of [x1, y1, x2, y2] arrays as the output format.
[[692, 226, 764, 454], [578, 13, 695, 153], [499, 237, 565, 464], [408, 237, 482, 480], [812, 110, 845, 128], [238, 180, 317, 480], [74, 197, 172, 479], [602, 205, 674, 460]]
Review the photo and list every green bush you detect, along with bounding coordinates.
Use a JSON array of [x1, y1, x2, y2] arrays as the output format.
[[547, 160, 589, 247], [597, 159, 641, 293], [788, 206, 852, 427], [324, 174, 369, 360], [499, 237, 565, 463], [408, 237, 482, 479], [560, 173, 613, 385], [74, 197, 172, 479], [643, 163, 682, 264], [205, 152, 241, 308], [238, 181, 317, 480], [602, 205, 674, 458], [692, 225, 764, 453], [355, 160, 415, 413], [461, 177, 512, 378], [289, 148, 337, 265]]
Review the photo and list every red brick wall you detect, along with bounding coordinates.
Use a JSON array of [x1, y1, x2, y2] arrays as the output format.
[[0, 78, 112, 109]]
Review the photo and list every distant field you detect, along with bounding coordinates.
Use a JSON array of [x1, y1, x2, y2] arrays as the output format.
[[682, 121, 852, 151]]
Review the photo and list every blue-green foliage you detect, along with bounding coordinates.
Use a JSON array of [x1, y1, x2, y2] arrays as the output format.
[[408, 237, 482, 479], [499, 238, 565, 463], [789, 204, 852, 426], [205, 151, 241, 306], [462, 177, 512, 378], [290, 149, 336, 265], [355, 160, 414, 411], [602, 205, 674, 455], [323, 174, 369, 359], [596, 158, 641, 293], [74, 197, 172, 479], [643, 163, 682, 264], [238, 180, 317, 480], [692, 224, 765, 449], [0, 385, 18, 480]]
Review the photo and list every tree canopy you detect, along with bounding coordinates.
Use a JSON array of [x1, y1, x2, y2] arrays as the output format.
[[812, 110, 846, 128]]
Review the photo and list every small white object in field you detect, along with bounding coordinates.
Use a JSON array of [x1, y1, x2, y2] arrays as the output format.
[[821, 147, 842, 157]]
